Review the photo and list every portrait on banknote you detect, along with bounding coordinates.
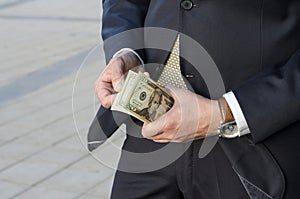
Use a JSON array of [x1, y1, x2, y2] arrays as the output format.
[[111, 71, 174, 123]]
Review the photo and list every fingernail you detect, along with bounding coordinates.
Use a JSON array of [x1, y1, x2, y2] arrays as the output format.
[[144, 72, 150, 77]]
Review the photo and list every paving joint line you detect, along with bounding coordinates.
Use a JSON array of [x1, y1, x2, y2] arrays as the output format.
[[0, 48, 92, 105], [0, 104, 93, 148], [0, 133, 77, 173], [0, 66, 96, 109], [0, 15, 99, 23], [8, 153, 90, 199], [0, 86, 93, 126], [0, 0, 36, 10], [72, 174, 113, 199]]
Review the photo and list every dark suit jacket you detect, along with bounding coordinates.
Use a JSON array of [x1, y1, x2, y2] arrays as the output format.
[[88, 1, 300, 198]]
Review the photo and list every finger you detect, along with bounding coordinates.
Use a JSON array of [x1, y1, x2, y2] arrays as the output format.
[[95, 78, 115, 94], [143, 72, 150, 77], [112, 75, 126, 92], [94, 68, 117, 108], [99, 67, 113, 83], [94, 68, 112, 95], [112, 64, 145, 91], [109, 58, 127, 92], [142, 92, 182, 138], [130, 65, 145, 73], [151, 136, 185, 143], [110, 57, 125, 76], [148, 130, 175, 141], [142, 114, 168, 138], [153, 137, 190, 143], [165, 86, 184, 102], [100, 92, 117, 108], [147, 131, 165, 140], [114, 51, 143, 71], [149, 129, 190, 142], [152, 139, 171, 143], [95, 82, 117, 108]]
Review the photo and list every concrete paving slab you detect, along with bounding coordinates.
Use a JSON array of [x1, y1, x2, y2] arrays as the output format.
[[0, 181, 28, 199], [81, 175, 115, 199], [0, 142, 45, 161], [0, 161, 61, 185], [54, 135, 86, 152], [0, 0, 121, 198], [14, 186, 78, 199], [27, 146, 86, 168], [78, 194, 104, 199], [69, 155, 115, 174], [37, 167, 111, 195]]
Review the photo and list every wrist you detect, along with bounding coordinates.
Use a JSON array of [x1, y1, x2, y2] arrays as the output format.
[[197, 98, 223, 137], [217, 97, 240, 138], [218, 97, 235, 123]]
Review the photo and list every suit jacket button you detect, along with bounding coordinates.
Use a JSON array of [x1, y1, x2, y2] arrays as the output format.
[[181, 0, 194, 11]]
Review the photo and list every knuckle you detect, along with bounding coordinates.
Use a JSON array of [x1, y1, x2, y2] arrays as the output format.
[[94, 81, 100, 91], [101, 100, 110, 108], [164, 111, 181, 131], [94, 81, 103, 93], [108, 57, 118, 65], [95, 92, 103, 102], [173, 133, 184, 142], [173, 108, 181, 117], [112, 57, 124, 68], [165, 118, 179, 131]]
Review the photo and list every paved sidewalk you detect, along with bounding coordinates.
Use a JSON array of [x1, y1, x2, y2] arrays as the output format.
[[0, 1, 125, 198]]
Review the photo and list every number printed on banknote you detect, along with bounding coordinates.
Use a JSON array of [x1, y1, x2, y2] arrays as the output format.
[[111, 71, 174, 123]]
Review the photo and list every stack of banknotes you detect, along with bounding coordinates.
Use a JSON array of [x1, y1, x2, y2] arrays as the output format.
[[111, 70, 174, 123]]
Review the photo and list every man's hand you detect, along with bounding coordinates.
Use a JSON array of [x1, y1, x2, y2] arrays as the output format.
[[142, 87, 222, 143], [95, 51, 143, 108]]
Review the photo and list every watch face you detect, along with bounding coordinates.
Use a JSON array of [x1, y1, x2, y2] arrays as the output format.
[[220, 122, 240, 138]]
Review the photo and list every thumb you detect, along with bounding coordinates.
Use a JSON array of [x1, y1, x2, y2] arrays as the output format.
[[165, 85, 181, 100], [142, 114, 167, 138], [112, 75, 125, 92]]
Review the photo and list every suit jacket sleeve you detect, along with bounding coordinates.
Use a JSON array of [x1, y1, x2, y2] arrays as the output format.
[[102, 0, 150, 62], [86, 1, 150, 152], [233, 49, 300, 143]]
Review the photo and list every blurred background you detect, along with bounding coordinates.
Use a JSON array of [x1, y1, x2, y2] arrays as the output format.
[[0, 0, 125, 198]]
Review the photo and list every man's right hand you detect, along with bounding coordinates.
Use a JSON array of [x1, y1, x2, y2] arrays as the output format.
[[95, 51, 144, 108]]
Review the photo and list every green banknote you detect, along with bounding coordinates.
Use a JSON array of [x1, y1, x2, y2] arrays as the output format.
[[111, 71, 174, 122]]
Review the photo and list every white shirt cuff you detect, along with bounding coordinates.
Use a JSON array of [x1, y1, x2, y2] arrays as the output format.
[[223, 91, 251, 136], [113, 48, 144, 67]]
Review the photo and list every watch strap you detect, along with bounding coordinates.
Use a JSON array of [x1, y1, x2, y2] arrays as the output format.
[[218, 98, 235, 123]]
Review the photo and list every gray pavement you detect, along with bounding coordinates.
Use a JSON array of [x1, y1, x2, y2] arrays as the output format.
[[0, 0, 125, 198]]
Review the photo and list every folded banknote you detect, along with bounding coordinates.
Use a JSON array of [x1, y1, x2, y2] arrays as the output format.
[[111, 70, 174, 123]]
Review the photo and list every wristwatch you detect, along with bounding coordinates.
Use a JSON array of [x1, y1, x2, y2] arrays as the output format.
[[217, 98, 240, 138]]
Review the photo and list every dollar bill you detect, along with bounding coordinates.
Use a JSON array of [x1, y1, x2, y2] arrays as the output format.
[[111, 70, 174, 123]]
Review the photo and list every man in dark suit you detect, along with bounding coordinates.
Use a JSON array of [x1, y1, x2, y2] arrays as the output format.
[[92, 0, 300, 198]]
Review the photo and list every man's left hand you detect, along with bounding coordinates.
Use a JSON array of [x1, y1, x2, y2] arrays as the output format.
[[142, 87, 222, 143]]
